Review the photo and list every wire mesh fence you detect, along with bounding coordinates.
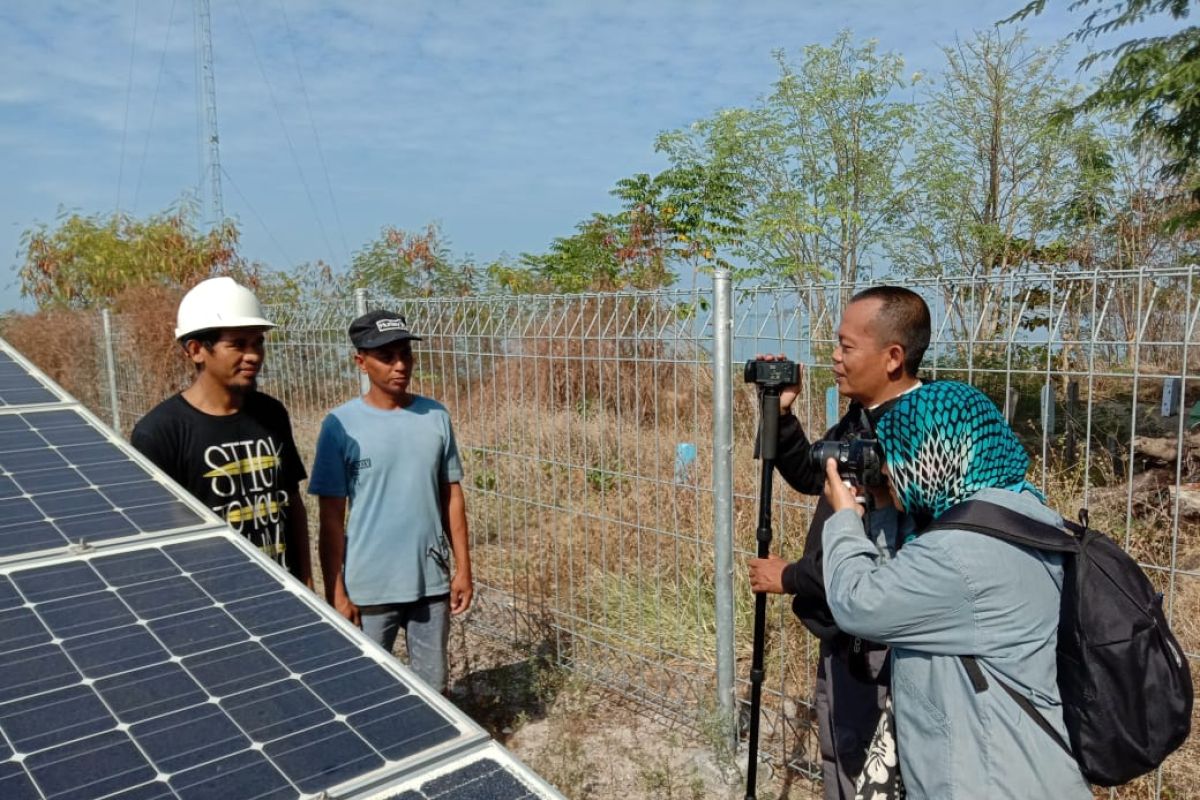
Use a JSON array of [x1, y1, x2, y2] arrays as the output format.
[[91, 266, 1200, 797]]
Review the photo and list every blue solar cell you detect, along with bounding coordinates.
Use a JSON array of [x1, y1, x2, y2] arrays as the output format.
[[264, 720, 383, 793], [38, 589, 137, 638], [0, 521, 65, 555], [0, 497, 47, 528], [348, 694, 458, 761], [148, 606, 245, 657], [0, 607, 52, 652], [11, 465, 90, 493], [0, 447, 67, 472], [0, 576, 23, 611], [58, 509, 141, 542], [221, 680, 334, 742], [12, 561, 105, 602], [0, 429, 44, 452], [0, 759, 38, 800], [61, 624, 169, 678], [170, 750, 294, 800], [123, 501, 205, 532], [225, 590, 320, 636], [304, 659, 410, 715], [77, 459, 153, 486], [124, 501, 205, 532], [0, 387, 58, 406], [0, 684, 116, 753], [24, 730, 156, 800], [164, 537, 246, 572], [132, 703, 250, 773], [117, 575, 210, 620], [57, 441, 128, 467], [36, 487, 114, 518], [101, 480, 177, 509], [95, 661, 209, 724], [37, 424, 107, 447], [91, 549, 181, 587], [0, 474, 21, 498], [26, 410, 86, 429], [184, 641, 290, 697], [188, 560, 279, 603], [0, 643, 80, 704], [261, 622, 363, 674]]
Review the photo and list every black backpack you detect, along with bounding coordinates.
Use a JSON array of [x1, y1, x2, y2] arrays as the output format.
[[926, 500, 1193, 787]]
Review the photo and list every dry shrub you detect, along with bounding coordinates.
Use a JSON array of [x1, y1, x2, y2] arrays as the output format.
[[107, 285, 192, 426], [2, 307, 105, 408]]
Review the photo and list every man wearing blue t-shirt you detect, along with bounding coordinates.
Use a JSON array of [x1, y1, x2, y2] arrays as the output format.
[[308, 310, 473, 693]]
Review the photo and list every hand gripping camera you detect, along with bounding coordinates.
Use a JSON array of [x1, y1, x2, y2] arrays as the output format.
[[809, 437, 885, 488]]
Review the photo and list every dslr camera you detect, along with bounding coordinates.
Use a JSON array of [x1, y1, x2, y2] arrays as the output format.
[[809, 438, 885, 487], [743, 358, 799, 389]]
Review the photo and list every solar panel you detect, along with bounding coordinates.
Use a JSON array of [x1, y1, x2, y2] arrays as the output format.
[[0, 533, 485, 800], [0, 344, 65, 408], [0, 407, 212, 558], [0, 339, 563, 800]]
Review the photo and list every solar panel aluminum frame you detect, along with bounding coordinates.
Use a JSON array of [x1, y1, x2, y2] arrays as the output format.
[[0, 527, 496, 799], [0, 403, 226, 568]]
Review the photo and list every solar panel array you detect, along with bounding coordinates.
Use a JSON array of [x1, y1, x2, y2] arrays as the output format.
[[0, 339, 562, 800]]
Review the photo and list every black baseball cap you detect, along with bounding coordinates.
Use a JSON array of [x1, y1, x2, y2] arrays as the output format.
[[349, 310, 423, 350]]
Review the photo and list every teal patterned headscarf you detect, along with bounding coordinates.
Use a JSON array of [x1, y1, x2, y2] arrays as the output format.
[[875, 381, 1032, 523]]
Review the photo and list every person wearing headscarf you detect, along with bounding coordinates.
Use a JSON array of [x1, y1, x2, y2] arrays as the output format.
[[820, 381, 1090, 800]]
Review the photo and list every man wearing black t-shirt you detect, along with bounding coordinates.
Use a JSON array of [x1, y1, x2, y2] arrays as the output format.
[[747, 286, 929, 799], [131, 277, 312, 586]]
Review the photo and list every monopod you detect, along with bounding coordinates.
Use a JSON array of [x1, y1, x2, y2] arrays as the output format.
[[741, 358, 796, 800]]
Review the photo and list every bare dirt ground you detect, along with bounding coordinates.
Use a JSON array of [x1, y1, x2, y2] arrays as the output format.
[[437, 609, 818, 800]]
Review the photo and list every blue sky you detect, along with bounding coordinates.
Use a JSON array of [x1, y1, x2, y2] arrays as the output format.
[[0, 1, 1167, 312]]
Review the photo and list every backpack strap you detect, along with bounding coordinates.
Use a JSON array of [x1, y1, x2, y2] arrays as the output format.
[[925, 500, 1079, 553], [932, 500, 1079, 760], [960, 656, 1073, 758]]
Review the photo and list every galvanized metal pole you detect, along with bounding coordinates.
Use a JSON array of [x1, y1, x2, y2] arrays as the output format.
[[101, 309, 121, 432], [354, 287, 369, 395], [712, 269, 736, 742]]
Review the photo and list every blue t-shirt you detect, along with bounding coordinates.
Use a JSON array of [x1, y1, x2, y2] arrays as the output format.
[[307, 395, 464, 604]]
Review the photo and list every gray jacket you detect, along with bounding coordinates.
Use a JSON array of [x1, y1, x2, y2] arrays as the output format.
[[822, 487, 1091, 800]]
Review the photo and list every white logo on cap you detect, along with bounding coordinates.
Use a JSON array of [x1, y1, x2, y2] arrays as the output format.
[[375, 319, 407, 332]]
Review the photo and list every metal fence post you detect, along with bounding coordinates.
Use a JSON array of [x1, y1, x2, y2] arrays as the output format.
[[101, 309, 121, 432], [712, 269, 736, 742], [354, 287, 368, 396]]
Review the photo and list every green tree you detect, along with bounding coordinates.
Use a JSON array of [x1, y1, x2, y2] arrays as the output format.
[[18, 206, 246, 309], [350, 223, 478, 298], [892, 30, 1084, 336], [656, 31, 915, 292], [496, 165, 743, 294], [1009, 0, 1200, 219]]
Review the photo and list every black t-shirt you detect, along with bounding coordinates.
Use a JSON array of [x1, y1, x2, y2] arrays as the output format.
[[131, 392, 307, 567]]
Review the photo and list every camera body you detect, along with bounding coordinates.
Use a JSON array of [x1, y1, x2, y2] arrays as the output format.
[[809, 438, 885, 487], [743, 358, 799, 389]]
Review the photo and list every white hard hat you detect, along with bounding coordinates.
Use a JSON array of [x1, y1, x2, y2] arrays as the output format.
[[175, 276, 276, 340]]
